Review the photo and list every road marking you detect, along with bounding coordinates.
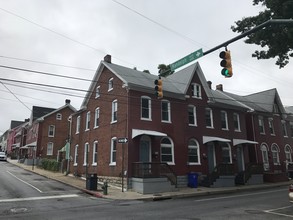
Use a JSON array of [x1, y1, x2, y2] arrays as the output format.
[[265, 205, 293, 218], [7, 171, 43, 193], [0, 194, 79, 203], [194, 188, 285, 202]]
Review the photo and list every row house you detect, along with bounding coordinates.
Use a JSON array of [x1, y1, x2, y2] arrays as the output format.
[[68, 55, 292, 194], [23, 100, 76, 165]]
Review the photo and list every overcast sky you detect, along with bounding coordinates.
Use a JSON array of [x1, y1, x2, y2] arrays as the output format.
[[1, 0, 293, 135]]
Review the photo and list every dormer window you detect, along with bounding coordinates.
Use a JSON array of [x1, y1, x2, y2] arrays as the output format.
[[192, 83, 201, 98], [108, 78, 113, 91]]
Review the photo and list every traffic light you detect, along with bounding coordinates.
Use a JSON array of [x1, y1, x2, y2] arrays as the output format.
[[219, 50, 233, 77], [154, 78, 163, 99]]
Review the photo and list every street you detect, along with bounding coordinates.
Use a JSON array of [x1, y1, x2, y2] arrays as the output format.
[[1, 161, 293, 219]]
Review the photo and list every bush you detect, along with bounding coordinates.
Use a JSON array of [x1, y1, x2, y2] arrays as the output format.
[[40, 158, 60, 172]]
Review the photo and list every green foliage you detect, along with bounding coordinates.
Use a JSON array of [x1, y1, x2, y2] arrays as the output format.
[[40, 158, 60, 172], [157, 64, 174, 77], [231, 0, 293, 68]]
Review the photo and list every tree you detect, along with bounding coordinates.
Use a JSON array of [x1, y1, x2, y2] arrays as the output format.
[[231, 0, 293, 68], [157, 64, 174, 77]]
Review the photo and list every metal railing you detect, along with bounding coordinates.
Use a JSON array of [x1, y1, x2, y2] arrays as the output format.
[[132, 162, 177, 187]]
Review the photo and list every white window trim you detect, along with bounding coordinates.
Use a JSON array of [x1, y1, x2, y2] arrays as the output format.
[[161, 100, 171, 123], [221, 111, 229, 130], [47, 142, 53, 155], [85, 111, 90, 131], [56, 113, 62, 120], [141, 96, 152, 121], [205, 108, 214, 128], [110, 137, 117, 166], [92, 141, 98, 166], [160, 137, 175, 165], [188, 105, 197, 126], [233, 113, 241, 132], [111, 100, 118, 124], [95, 86, 100, 99], [268, 118, 275, 136], [48, 125, 55, 137], [74, 144, 78, 166], [285, 144, 292, 162], [76, 116, 80, 134], [258, 116, 265, 134], [192, 83, 202, 99], [83, 142, 89, 166], [108, 78, 114, 91], [271, 144, 280, 165], [282, 120, 288, 137], [187, 139, 200, 165], [94, 107, 100, 128]]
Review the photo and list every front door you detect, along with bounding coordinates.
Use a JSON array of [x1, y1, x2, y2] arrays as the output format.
[[139, 136, 151, 162], [236, 145, 245, 172], [207, 142, 216, 173]]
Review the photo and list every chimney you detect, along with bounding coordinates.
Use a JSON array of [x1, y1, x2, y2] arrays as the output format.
[[104, 54, 111, 63], [216, 84, 223, 91], [207, 81, 212, 89], [65, 99, 71, 105]]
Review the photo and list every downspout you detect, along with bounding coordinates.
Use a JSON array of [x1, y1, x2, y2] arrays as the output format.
[[66, 115, 72, 175], [251, 113, 258, 163]]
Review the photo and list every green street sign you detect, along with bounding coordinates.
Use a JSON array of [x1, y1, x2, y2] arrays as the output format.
[[170, 48, 203, 71]]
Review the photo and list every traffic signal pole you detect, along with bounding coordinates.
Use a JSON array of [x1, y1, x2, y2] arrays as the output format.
[[203, 19, 293, 56]]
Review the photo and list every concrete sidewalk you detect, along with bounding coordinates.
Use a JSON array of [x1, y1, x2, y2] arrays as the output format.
[[7, 158, 292, 201]]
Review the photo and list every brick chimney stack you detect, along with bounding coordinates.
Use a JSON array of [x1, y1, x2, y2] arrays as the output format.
[[104, 54, 111, 63], [65, 99, 71, 104], [207, 81, 212, 89], [216, 84, 223, 91]]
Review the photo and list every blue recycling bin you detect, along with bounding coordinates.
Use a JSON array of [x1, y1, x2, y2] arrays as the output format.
[[188, 172, 198, 188]]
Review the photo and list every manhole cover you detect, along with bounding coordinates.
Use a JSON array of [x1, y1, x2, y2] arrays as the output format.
[[10, 207, 28, 214]]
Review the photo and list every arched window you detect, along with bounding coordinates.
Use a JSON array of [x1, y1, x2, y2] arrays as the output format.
[[188, 139, 200, 165], [285, 145, 292, 162], [261, 144, 269, 171], [271, 144, 280, 165], [160, 137, 174, 164]]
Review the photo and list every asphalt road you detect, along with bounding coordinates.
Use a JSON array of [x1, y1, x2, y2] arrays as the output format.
[[1, 161, 293, 219]]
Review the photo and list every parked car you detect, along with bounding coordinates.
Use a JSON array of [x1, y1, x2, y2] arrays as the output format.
[[0, 152, 7, 161], [289, 184, 293, 203]]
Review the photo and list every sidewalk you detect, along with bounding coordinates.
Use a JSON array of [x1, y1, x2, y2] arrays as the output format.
[[7, 158, 292, 201]]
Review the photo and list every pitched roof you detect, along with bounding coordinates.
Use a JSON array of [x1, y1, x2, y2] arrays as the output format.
[[38, 103, 77, 121], [31, 106, 56, 121], [81, 61, 214, 108]]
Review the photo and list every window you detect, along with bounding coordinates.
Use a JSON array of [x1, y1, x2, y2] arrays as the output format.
[[95, 86, 100, 98], [233, 113, 240, 131], [192, 83, 201, 98], [220, 143, 231, 164], [221, 111, 228, 130], [108, 78, 113, 91], [160, 137, 174, 164], [205, 108, 213, 128], [188, 139, 200, 164], [161, 100, 171, 122], [74, 145, 78, 166], [110, 138, 117, 165], [290, 122, 293, 138], [76, 116, 80, 134], [261, 144, 269, 171], [111, 100, 118, 123], [285, 145, 292, 162], [92, 141, 98, 165], [48, 125, 55, 137], [83, 142, 89, 166], [85, 111, 90, 130], [268, 118, 275, 135], [258, 116, 265, 134], [94, 107, 100, 128], [141, 96, 151, 120], [56, 113, 62, 120], [188, 105, 197, 126], [271, 144, 280, 165], [47, 142, 53, 155], [282, 120, 288, 137]]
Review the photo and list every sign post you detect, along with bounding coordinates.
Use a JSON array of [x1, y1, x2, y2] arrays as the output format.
[[118, 137, 128, 192]]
